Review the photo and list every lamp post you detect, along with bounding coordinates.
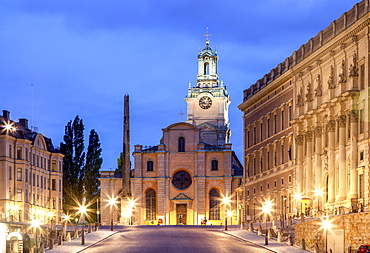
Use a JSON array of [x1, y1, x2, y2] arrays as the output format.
[[31, 218, 41, 253], [293, 193, 302, 217], [262, 200, 273, 245], [108, 197, 117, 231], [320, 217, 333, 253], [78, 205, 87, 245], [314, 188, 324, 217], [222, 196, 231, 231]]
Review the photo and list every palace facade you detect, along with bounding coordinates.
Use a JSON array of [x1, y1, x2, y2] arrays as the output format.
[[239, 0, 370, 225]]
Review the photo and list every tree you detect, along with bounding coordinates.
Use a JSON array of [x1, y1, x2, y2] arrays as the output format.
[[84, 129, 103, 221], [114, 152, 123, 177], [60, 116, 85, 216]]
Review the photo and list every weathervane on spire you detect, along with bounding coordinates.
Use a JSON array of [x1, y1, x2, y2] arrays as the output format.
[[204, 27, 211, 45]]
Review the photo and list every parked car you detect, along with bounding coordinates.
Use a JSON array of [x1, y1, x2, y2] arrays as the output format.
[[358, 245, 370, 253]]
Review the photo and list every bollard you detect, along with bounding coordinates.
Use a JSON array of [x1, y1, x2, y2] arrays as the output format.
[[301, 238, 306, 250], [277, 231, 283, 242], [58, 234, 62, 245], [66, 232, 71, 242], [88, 224, 92, 233], [74, 229, 79, 239]]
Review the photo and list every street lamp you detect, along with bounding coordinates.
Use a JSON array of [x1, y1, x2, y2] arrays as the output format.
[[222, 196, 231, 231], [320, 217, 333, 253], [314, 188, 324, 216], [108, 196, 118, 231], [293, 193, 303, 217], [262, 200, 273, 245], [78, 205, 87, 245], [30, 218, 41, 253]]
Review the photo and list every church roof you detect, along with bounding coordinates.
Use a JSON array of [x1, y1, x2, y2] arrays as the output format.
[[198, 40, 217, 58]]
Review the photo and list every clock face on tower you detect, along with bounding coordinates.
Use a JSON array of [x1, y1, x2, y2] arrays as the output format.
[[172, 170, 192, 190], [199, 96, 212, 109]]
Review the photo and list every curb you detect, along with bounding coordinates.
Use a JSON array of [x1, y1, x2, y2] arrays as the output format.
[[76, 231, 119, 253], [222, 231, 277, 253]]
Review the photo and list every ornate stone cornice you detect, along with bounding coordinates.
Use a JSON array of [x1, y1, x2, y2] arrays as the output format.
[[314, 126, 323, 136], [306, 131, 313, 141]]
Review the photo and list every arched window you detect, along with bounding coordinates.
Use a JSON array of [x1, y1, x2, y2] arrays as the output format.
[[147, 161, 154, 171], [211, 160, 218, 171], [204, 62, 210, 75], [146, 189, 156, 220], [209, 188, 220, 220], [178, 137, 185, 152]]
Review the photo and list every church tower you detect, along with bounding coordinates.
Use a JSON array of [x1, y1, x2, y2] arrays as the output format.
[[185, 36, 230, 146]]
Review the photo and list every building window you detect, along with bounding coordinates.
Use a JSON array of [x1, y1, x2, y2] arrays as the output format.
[[52, 198, 56, 209], [40, 176, 43, 188], [253, 126, 256, 145], [52, 161, 57, 172], [145, 189, 156, 220], [209, 188, 220, 220], [211, 160, 218, 171], [267, 152, 270, 170], [44, 177, 47, 189], [9, 145, 12, 158], [289, 106, 292, 126], [59, 180, 62, 191], [274, 180, 277, 188], [25, 148, 28, 161], [25, 190, 28, 203], [281, 145, 284, 164], [9, 167, 12, 180], [247, 130, 250, 148], [52, 179, 56, 191], [25, 169, 28, 182], [147, 161, 154, 171], [281, 110, 285, 130], [17, 189, 22, 201], [33, 174, 35, 186], [274, 114, 277, 134], [288, 175, 292, 183], [260, 185, 263, 192], [360, 151, 364, 161], [17, 147, 22, 160], [260, 123, 263, 141], [17, 168, 22, 181], [359, 109, 364, 134], [267, 119, 270, 137], [178, 137, 185, 152], [37, 175, 39, 187], [281, 178, 284, 185], [360, 64, 365, 90]]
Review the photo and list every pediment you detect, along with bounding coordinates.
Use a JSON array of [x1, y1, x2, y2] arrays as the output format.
[[171, 193, 193, 200]]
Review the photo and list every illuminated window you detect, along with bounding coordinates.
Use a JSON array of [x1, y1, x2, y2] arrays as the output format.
[[145, 189, 156, 220], [17, 168, 22, 181], [209, 188, 220, 220]]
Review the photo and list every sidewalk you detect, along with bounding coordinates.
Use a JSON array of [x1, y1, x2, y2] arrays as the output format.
[[223, 226, 310, 253], [46, 228, 117, 253]]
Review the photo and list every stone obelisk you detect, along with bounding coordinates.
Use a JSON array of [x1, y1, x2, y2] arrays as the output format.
[[122, 93, 131, 197]]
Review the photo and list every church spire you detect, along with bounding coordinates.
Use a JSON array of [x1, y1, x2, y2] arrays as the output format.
[[197, 28, 218, 88]]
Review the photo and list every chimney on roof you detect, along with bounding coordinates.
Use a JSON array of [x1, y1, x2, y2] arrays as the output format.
[[2, 110, 10, 119], [19, 118, 29, 129]]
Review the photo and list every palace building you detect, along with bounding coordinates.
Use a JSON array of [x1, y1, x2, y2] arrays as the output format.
[[239, 1, 370, 250], [99, 38, 243, 226]]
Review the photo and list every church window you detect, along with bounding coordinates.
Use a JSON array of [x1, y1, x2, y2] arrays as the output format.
[[204, 62, 210, 75], [211, 160, 218, 171], [178, 137, 185, 152], [147, 161, 154, 171], [209, 188, 220, 220], [145, 189, 156, 220]]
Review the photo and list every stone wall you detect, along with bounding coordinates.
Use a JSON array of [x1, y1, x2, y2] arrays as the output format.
[[294, 212, 370, 252]]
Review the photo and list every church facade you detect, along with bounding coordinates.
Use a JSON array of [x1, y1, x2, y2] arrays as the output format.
[[104, 39, 242, 226]]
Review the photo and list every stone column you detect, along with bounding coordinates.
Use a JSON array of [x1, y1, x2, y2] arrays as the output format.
[[295, 135, 304, 195], [327, 120, 336, 203], [338, 115, 347, 201], [349, 110, 359, 199], [314, 127, 323, 207], [305, 131, 313, 198]]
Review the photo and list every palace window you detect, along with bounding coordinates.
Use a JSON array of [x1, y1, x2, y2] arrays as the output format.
[[17, 147, 22, 159], [211, 160, 218, 171], [360, 64, 365, 90], [281, 145, 284, 164], [281, 110, 285, 130], [147, 161, 154, 171], [209, 188, 220, 220], [52, 179, 56, 191], [9, 166, 12, 180], [289, 106, 292, 126], [260, 122, 263, 141], [178, 137, 185, 152], [146, 189, 156, 220], [267, 119, 270, 137]]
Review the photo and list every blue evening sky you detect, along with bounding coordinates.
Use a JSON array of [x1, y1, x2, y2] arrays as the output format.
[[0, 0, 360, 170]]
